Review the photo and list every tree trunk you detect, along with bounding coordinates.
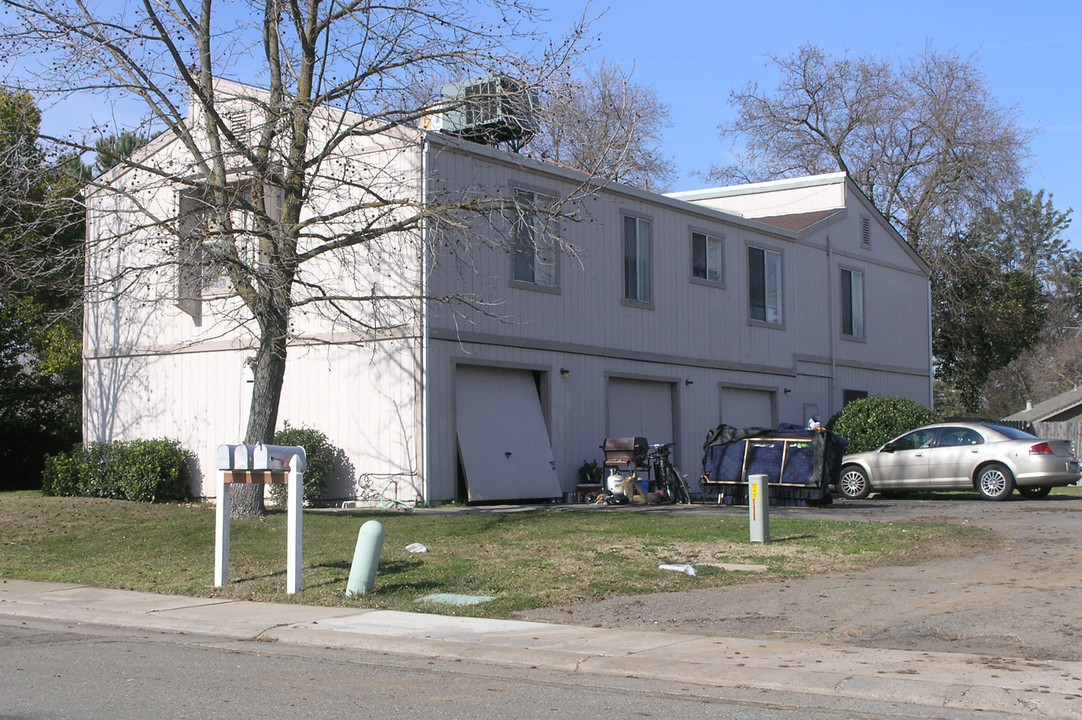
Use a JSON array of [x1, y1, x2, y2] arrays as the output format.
[[229, 316, 289, 519]]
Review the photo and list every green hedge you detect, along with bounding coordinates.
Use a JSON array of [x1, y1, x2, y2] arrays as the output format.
[[42, 439, 191, 502], [827, 395, 939, 454], [268, 424, 337, 507]]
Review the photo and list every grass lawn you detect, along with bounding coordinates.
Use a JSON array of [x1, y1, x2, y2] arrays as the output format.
[[0, 491, 996, 618]]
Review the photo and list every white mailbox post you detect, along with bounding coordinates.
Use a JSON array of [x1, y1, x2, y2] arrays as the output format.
[[214, 444, 307, 594]]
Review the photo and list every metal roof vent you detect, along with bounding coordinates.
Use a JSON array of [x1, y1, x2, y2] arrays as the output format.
[[440, 75, 538, 146]]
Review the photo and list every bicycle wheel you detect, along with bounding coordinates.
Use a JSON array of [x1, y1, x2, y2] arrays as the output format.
[[666, 465, 691, 504]]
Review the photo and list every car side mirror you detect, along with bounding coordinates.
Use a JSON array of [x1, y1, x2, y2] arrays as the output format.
[[881, 443, 895, 453]]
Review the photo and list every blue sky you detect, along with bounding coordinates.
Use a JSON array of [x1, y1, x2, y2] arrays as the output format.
[[32, 1, 1081, 243], [549, 0, 1082, 243]]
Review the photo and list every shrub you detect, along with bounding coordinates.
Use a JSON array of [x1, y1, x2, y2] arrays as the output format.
[[42, 446, 86, 497], [578, 459, 603, 486], [827, 395, 939, 454], [110, 439, 191, 501], [41, 439, 190, 502], [268, 424, 338, 507]]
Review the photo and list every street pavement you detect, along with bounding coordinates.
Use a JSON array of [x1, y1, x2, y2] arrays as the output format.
[[2, 578, 1080, 718]]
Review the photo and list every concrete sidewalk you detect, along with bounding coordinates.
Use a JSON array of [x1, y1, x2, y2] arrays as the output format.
[[2, 578, 1080, 717]]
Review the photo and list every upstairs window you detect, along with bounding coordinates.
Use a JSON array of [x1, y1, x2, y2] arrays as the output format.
[[176, 183, 278, 316], [511, 188, 559, 288], [748, 245, 782, 325], [691, 231, 723, 283], [841, 267, 865, 338], [623, 215, 652, 304]]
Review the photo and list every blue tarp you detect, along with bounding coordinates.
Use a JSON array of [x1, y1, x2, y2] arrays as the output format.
[[700, 424, 847, 507]]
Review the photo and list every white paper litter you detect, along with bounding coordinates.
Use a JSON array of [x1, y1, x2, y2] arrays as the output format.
[[405, 542, 428, 553], [658, 563, 697, 576]]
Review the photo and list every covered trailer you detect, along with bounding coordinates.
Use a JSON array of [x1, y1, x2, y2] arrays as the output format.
[[700, 424, 846, 507]]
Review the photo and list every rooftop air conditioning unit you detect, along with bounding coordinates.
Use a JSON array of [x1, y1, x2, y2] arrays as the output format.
[[440, 75, 538, 145]]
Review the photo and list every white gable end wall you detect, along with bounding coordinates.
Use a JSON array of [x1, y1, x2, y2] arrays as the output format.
[[83, 82, 426, 500], [668, 172, 847, 218]]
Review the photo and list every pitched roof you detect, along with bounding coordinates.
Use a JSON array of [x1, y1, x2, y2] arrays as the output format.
[[1004, 385, 1082, 422]]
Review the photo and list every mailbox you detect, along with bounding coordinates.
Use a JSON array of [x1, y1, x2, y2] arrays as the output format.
[[214, 442, 307, 595], [215, 443, 306, 472], [216, 444, 237, 471], [253, 444, 307, 472], [234, 444, 252, 470]]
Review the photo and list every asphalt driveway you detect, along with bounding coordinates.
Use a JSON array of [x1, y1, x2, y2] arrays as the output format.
[[519, 492, 1082, 661]]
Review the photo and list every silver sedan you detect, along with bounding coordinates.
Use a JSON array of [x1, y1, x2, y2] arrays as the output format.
[[837, 422, 1082, 501]]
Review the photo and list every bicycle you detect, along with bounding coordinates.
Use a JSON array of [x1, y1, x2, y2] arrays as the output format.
[[597, 442, 692, 505], [643, 442, 693, 504]]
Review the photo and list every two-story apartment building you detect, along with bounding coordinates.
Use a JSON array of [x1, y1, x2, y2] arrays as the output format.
[[83, 80, 932, 504]]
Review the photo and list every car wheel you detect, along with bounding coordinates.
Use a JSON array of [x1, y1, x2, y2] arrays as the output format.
[[837, 466, 871, 500], [975, 462, 1015, 501], [1017, 485, 1052, 500]]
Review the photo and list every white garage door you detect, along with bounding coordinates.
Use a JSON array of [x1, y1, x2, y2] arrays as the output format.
[[455, 366, 562, 502], [720, 387, 775, 429], [607, 378, 674, 445]]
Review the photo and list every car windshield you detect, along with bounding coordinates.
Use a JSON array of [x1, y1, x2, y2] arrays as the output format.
[[983, 423, 1037, 440]]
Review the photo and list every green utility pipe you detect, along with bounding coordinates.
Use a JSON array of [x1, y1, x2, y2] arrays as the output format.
[[346, 520, 385, 597]]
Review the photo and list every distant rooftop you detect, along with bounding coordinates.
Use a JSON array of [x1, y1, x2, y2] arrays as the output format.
[[667, 171, 848, 203], [1004, 385, 1082, 422], [666, 172, 848, 223]]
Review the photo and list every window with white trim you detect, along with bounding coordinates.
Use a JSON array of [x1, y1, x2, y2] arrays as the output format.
[[841, 267, 865, 338], [623, 215, 652, 304], [692, 231, 723, 282], [748, 245, 782, 325], [176, 183, 278, 316], [511, 187, 559, 287]]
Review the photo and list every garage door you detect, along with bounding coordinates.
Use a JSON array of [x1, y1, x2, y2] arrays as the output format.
[[455, 366, 562, 502], [607, 378, 674, 445], [720, 387, 775, 429]]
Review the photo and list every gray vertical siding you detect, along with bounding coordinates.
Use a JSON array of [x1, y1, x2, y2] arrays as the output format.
[[421, 138, 931, 501]]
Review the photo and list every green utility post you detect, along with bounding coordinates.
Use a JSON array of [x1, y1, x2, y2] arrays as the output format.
[[346, 520, 386, 597]]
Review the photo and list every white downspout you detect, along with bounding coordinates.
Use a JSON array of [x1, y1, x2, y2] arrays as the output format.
[[420, 134, 431, 506], [928, 280, 934, 410], [826, 235, 836, 418]]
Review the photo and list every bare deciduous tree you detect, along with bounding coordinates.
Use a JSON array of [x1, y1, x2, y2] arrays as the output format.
[[1, 0, 595, 517], [529, 60, 675, 191], [713, 43, 1031, 252]]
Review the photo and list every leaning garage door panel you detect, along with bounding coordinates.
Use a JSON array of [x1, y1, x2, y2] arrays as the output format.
[[455, 366, 562, 502]]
